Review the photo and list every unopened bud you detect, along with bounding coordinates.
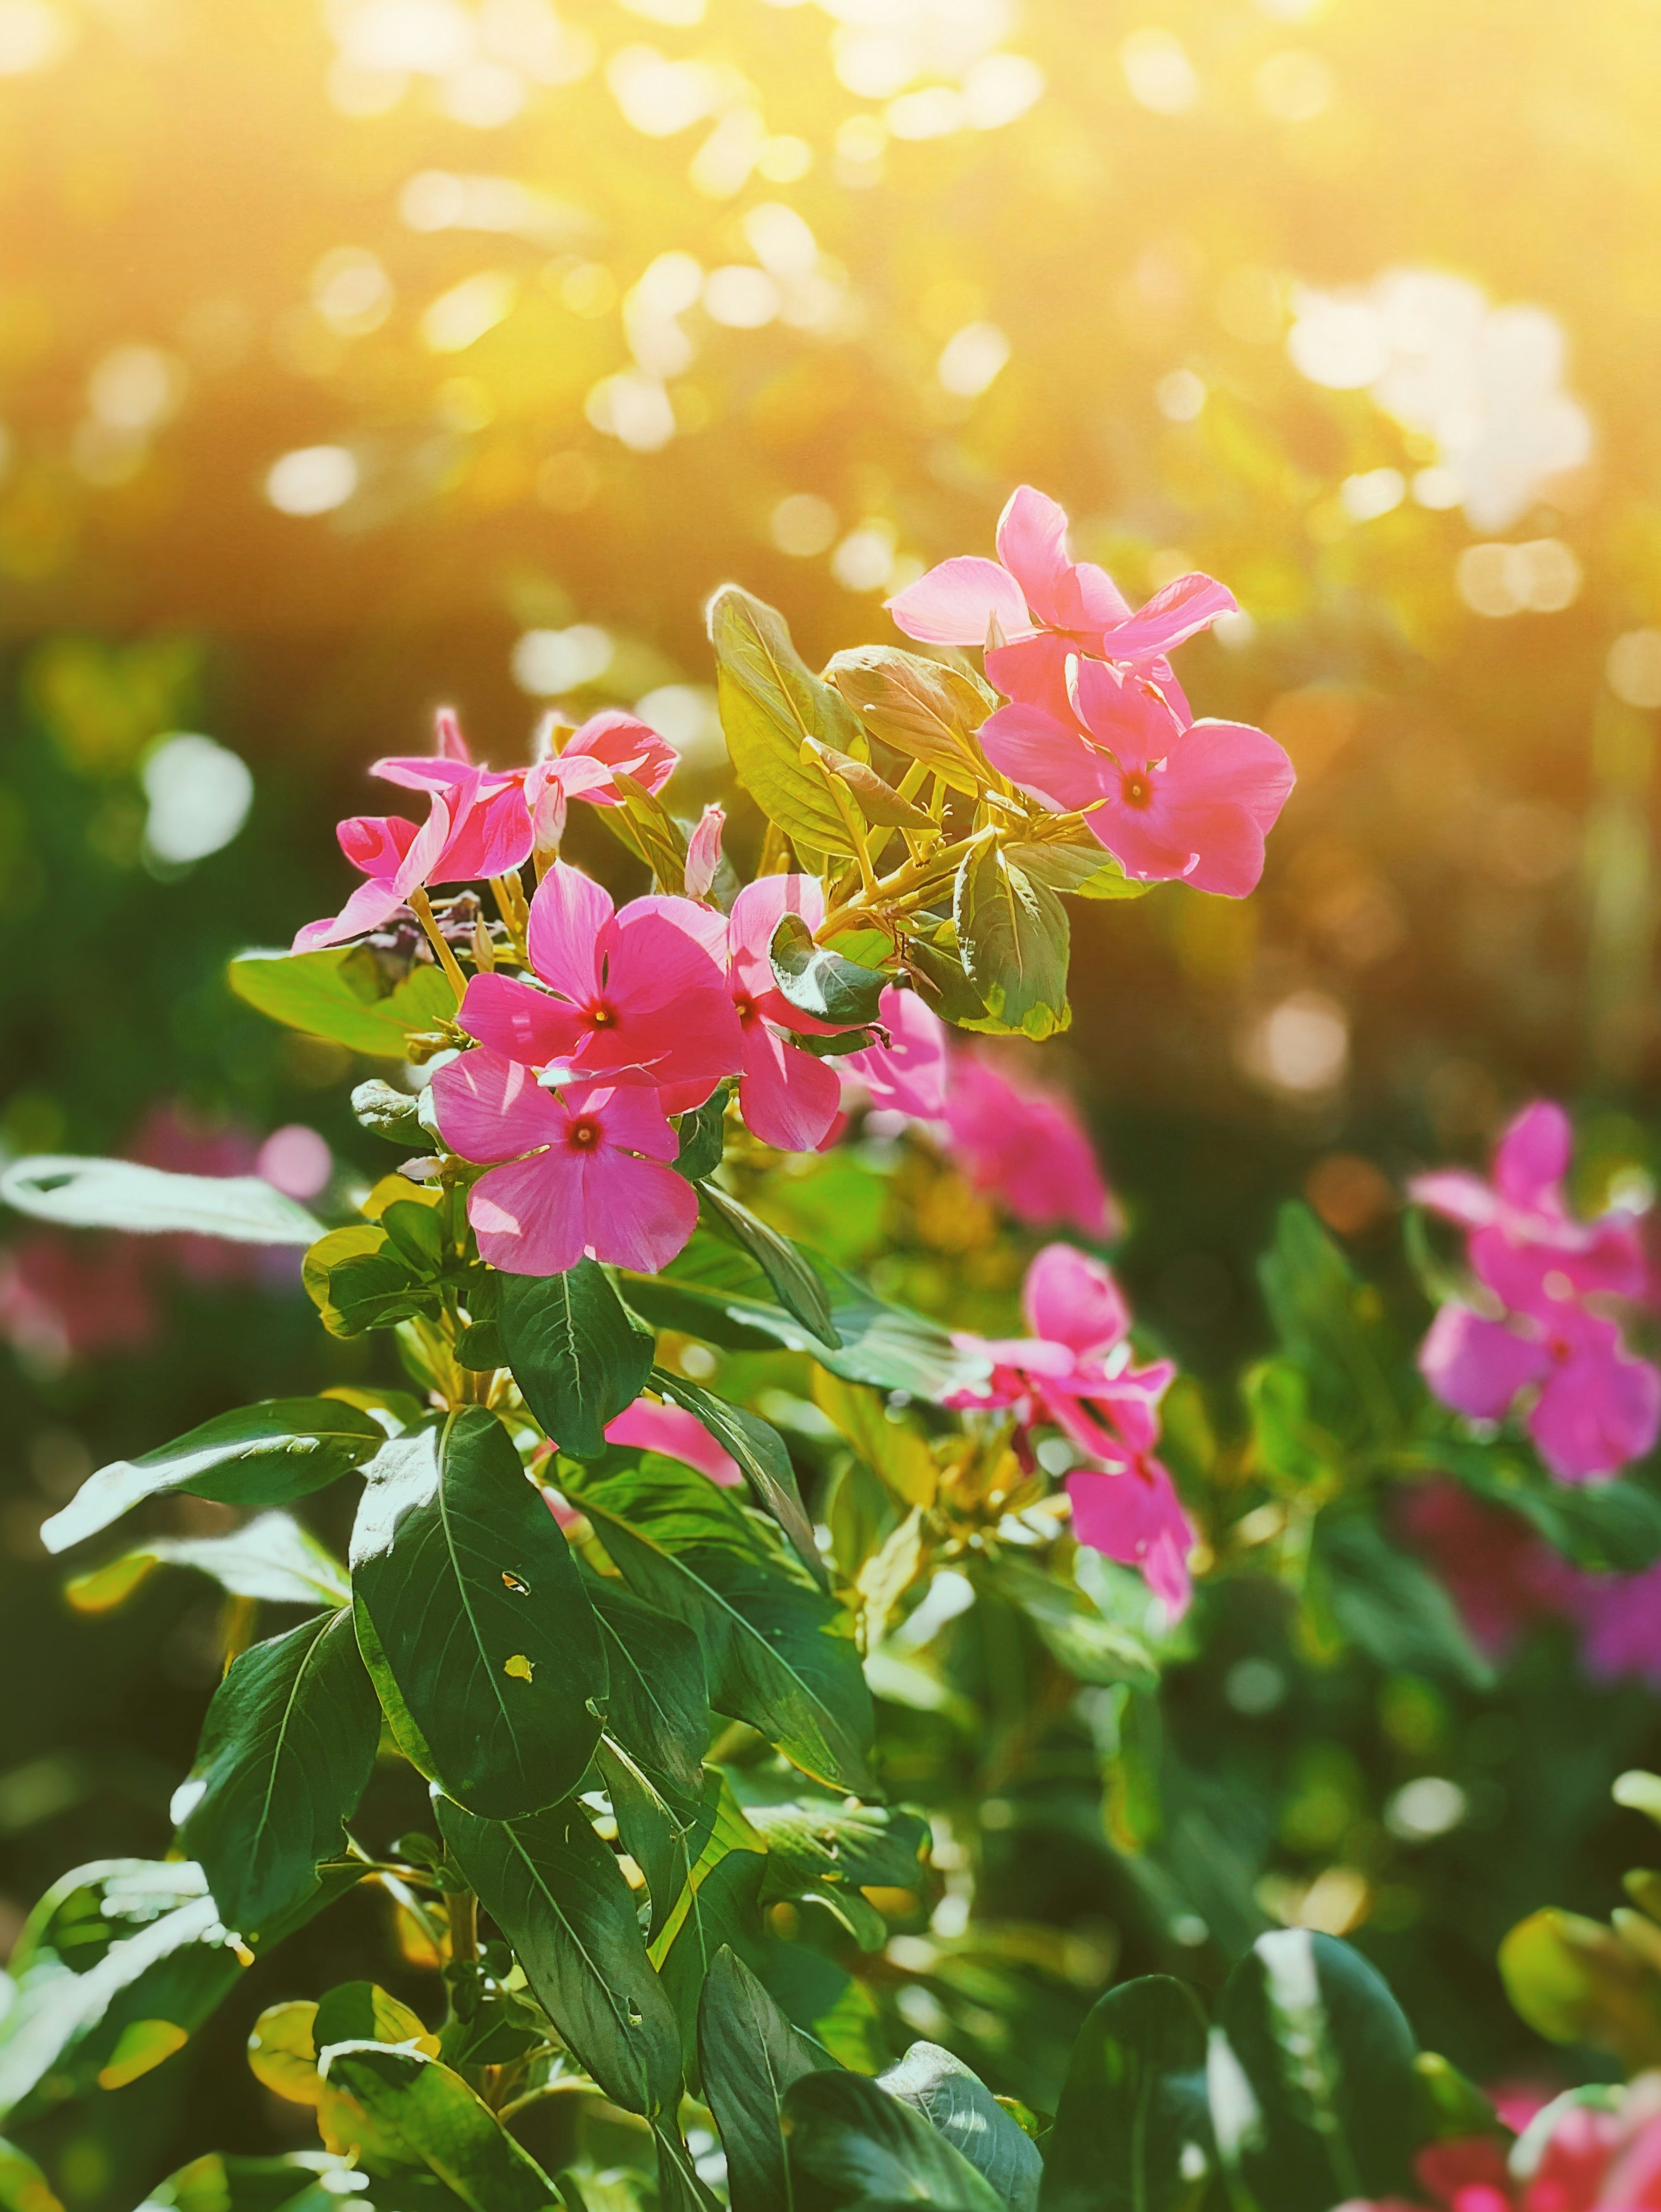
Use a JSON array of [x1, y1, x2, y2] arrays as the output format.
[[527, 761, 568, 860], [685, 803, 725, 899]]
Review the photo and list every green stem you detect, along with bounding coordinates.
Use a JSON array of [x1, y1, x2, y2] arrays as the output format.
[[410, 887, 469, 1005]]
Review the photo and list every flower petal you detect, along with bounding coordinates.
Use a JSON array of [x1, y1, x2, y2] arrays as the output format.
[[1022, 1243, 1129, 1358], [1066, 1458, 1194, 1619], [736, 1025, 843, 1151], [1492, 1101, 1573, 1214], [469, 1151, 585, 1275], [433, 1046, 564, 1164], [606, 1399, 742, 1484], [436, 775, 534, 882], [526, 861, 612, 1001], [292, 875, 408, 952], [1531, 1324, 1661, 1482], [578, 1148, 700, 1273], [562, 710, 677, 801], [886, 556, 1031, 646], [1418, 1301, 1549, 1420], [574, 1082, 679, 1163], [979, 703, 1116, 814], [1109, 572, 1238, 660], [338, 813, 420, 876], [994, 485, 1074, 628], [459, 973, 584, 1067], [984, 632, 1077, 722]]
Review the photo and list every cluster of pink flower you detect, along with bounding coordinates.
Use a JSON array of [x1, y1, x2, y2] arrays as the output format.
[[1348, 2076, 1661, 2212], [1413, 1103, 1661, 1483], [888, 485, 1295, 896], [947, 1242, 1196, 1619]]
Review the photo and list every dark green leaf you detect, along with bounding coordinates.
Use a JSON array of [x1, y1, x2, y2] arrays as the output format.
[[699, 1181, 840, 1348], [596, 1738, 705, 1945], [435, 1796, 682, 2117], [651, 1367, 825, 1586], [976, 1556, 1159, 1692], [180, 1609, 381, 1937], [0, 1155, 319, 1243], [1210, 1929, 1424, 2212], [708, 585, 859, 851], [350, 1409, 606, 1819], [783, 2071, 1003, 2210], [499, 1262, 656, 1460], [746, 1799, 928, 1902], [904, 931, 987, 1027], [654, 1837, 767, 2082], [39, 1395, 382, 1556], [1040, 1975, 1212, 2212], [574, 1461, 875, 1795], [1259, 1204, 1400, 1441], [583, 1571, 710, 1815], [319, 2044, 559, 2212], [769, 912, 890, 1031], [673, 1088, 731, 1182], [305, 1226, 438, 1339], [654, 2123, 724, 2212], [824, 645, 997, 796], [699, 1947, 836, 2212], [230, 942, 456, 1059], [953, 844, 1070, 1041], [1315, 1514, 1493, 1688], [881, 2042, 1042, 2212], [1427, 1439, 1661, 1573]]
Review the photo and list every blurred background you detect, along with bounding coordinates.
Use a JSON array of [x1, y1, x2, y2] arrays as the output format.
[[6, 0, 1661, 2194]]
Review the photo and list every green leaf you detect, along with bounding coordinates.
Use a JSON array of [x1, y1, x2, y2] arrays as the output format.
[[651, 1801, 768, 2081], [318, 2043, 561, 2212], [811, 1372, 937, 1509], [41, 1399, 385, 1554], [880, 2042, 1042, 2212], [351, 1078, 430, 1147], [768, 912, 891, 1031], [824, 645, 997, 797], [583, 1571, 710, 1815], [1315, 1514, 1493, 1688], [801, 738, 936, 829], [596, 1737, 697, 1945], [0, 1859, 357, 2123], [0, 1156, 318, 1244], [976, 1555, 1159, 1692], [498, 1262, 656, 1460], [435, 1795, 683, 2116], [126, 2150, 352, 2212], [304, 1224, 438, 1339], [574, 1460, 875, 1795], [698, 1181, 840, 1348], [953, 845, 1070, 1040], [69, 1511, 351, 1614], [1427, 1440, 1661, 1573], [746, 1798, 928, 1903], [350, 1409, 606, 1819], [654, 2124, 725, 2212], [603, 767, 691, 894], [1006, 839, 1150, 901], [1210, 1929, 1424, 2212], [782, 2070, 1003, 2210], [1039, 1975, 1212, 2212], [673, 1088, 731, 1182], [0, 2135, 62, 2212], [699, 1947, 836, 2212], [1497, 1907, 1661, 2068], [651, 1367, 825, 1586], [1259, 1204, 1399, 1441], [179, 1609, 381, 1937], [708, 584, 859, 851], [230, 942, 456, 1059]]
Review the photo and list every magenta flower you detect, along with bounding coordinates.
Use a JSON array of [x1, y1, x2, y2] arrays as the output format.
[[657, 875, 848, 1153], [456, 862, 743, 1100], [431, 1054, 697, 1276], [942, 1049, 1119, 1239], [539, 710, 677, 807], [293, 794, 461, 952], [887, 486, 1234, 724], [604, 1398, 741, 1484], [839, 986, 950, 1121], [947, 1243, 1194, 1615], [1411, 1100, 1648, 1300], [1553, 1555, 1661, 1688], [1420, 1291, 1661, 1483], [980, 658, 1295, 899]]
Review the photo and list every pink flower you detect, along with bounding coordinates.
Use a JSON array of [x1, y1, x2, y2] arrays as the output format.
[[839, 986, 950, 1120], [1342, 2077, 1661, 2212], [430, 1054, 698, 1276], [604, 1398, 741, 1484], [1397, 1480, 1563, 1659], [539, 710, 677, 808], [657, 875, 848, 1153], [1420, 1293, 1661, 1484], [886, 485, 1234, 723], [685, 804, 725, 899], [1552, 1557, 1661, 1689], [942, 1049, 1119, 1239], [980, 658, 1295, 899], [0, 1232, 157, 1371], [948, 1243, 1194, 1615], [456, 862, 743, 1100], [1412, 1103, 1648, 1303]]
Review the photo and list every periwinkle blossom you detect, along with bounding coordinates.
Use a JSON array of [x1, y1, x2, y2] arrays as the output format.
[[457, 861, 743, 1100], [948, 1242, 1195, 1616], [431, 1056, 698, 1276], [1344, 2071, 1661, 2212], [532, 1395, 741, 1484], [887, 484, 1234, 724], [838, 986, 951, 1121], [942, 1049, 1120, 1240], [1413, 1102, 1661, 1482], [661, 875, 850, 1152], [980, 658, 1296, 899]]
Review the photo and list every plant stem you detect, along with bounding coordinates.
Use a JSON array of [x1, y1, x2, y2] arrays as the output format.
[[410, 887, 470, 1004]]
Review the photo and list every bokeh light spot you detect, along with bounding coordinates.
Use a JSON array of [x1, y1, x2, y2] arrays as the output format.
[[511, 624, 613, 695], [141, 734, 254, 867], [1120, 29, 1199, 115], [771, 494, 837, 557], [1607, 629, 1661, 710], [264, 446, 358, 516], [938, 322, 1010, 398]]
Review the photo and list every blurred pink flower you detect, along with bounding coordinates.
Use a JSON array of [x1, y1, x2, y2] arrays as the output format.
[[657, 874, 847, 1153], [1412, 1102, 1648, 1301], [839, 986, 950, 1120], [431, 1053, 697, 1276], [942, 1048, 1119, 1239], [457, 861, 742, 1101], [1342, 2075, 1661, 2212], [980, 658, 1295, 899], [886, 484, 1233, 723], [948, 1242, 1194, 1616], [1552, 1557, 1661, 1688], [604, 1397, 741, 1484], [0, 1232, 157, 1371]]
